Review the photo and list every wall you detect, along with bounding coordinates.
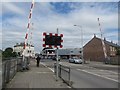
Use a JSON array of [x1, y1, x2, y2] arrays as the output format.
[[83, 37, 105, 62]]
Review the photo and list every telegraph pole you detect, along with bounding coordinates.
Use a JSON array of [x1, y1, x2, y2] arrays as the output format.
[[97, 18, 108, 62], [22, 0, 35, 69]]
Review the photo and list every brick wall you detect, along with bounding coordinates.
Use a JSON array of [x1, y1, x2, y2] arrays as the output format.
[[83, 36, 108, 62]]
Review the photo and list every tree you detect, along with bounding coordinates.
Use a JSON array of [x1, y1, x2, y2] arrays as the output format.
[[2, 47, 17, 58]]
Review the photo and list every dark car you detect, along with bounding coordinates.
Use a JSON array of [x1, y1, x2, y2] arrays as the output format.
[[52, 56, 60, 61]]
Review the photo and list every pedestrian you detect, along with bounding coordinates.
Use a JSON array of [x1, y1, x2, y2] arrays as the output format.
[[36, 55, 41, 67]]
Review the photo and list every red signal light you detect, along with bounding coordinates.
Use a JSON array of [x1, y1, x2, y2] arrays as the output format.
[[43, 44, 46, 47], [55, 34, 58, 36], [60, 40, 63, 42], [43, 32, 46, 36], [60, 34, 63, 37], [49, 33, 52, 37], [60, 45, 63, 48], [43, 38, 45, 41]]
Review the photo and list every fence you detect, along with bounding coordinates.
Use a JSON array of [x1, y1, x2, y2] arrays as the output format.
[[54, 63, 71, 86], [2, 57, 30, 89], [2, 57, 21, 88]]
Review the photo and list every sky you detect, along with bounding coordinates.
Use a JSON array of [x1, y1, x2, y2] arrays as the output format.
[[1, 0, 119, 53]]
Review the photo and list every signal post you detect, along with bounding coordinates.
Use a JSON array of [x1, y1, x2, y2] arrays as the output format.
[[42, 29, 63, 81]]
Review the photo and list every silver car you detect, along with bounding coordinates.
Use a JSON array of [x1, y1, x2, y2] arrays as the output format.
[[69, 58, 83, 64], [74, 59, 83, 64]]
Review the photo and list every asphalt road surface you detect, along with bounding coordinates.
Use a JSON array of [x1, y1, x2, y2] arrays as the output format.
[[41, 59, 119, 88]]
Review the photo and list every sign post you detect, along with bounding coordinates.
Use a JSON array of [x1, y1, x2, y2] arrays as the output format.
[[56, 28, 59, 81], [42, 30, 63, 81]]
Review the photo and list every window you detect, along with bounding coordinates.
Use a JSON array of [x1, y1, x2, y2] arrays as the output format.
[[110, 46, 112, 51]]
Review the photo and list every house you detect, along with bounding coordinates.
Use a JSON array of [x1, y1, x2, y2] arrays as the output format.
[[13, 43, 35, 57], [83, 35, 120, 62]]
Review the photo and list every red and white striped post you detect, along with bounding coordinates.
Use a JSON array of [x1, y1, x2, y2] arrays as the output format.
[[23, 0, 35, 61], [97, 18, 107, 60]]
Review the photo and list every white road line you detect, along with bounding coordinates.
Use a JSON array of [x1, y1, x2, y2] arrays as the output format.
[[40, 62, 54, 72], [67, 86, 71, 88], [90, 63, 118, 68], [77, 69, 118, 82], [84, 65, 118, 75], [61, 62, 118, 74], [36, 72, 52, 74]]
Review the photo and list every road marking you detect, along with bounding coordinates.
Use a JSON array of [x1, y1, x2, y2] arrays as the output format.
[[40, 62, 54, 72], [61, 62, 118, 74], [67, 86, 71, 88], [90, 63, 118, 68], [83, 65, 118, 75], [36, 72, 52, 74], [77, 69, 118, 82]]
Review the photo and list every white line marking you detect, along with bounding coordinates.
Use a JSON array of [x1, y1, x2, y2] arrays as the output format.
[[90, 63, 118, 68], [40, 62, 54, 72], [36, 72, 52, 74], [77, 69, 118, 82], [84, 65, 118, 75], [67, 86, 71, 88]]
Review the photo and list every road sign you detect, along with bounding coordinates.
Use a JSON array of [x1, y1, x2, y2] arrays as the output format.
[[43, 32, 63, 48]]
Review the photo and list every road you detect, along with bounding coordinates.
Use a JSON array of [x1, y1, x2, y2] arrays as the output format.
[[40, 59, 119, 88]]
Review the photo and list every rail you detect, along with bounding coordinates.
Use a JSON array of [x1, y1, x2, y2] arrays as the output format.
[[54, 63, 71, 86], [2, 57, 30, 89]]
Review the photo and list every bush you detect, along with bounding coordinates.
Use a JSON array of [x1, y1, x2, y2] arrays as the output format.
[[2, 47, 17, 59]]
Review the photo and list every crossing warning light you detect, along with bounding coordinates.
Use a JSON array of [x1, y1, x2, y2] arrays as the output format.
[[43, 32, 63, 48]]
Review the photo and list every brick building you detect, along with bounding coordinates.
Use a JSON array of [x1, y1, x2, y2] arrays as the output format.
[[83, 35, 120, 62]]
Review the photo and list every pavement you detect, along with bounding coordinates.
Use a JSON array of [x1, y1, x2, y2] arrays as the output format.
[[6, 59, 69, 88]]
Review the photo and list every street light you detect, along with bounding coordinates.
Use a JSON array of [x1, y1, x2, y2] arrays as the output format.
[[74, 25, 84, 64]]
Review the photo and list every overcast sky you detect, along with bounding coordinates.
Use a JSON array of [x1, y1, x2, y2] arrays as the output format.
[[1, 0, 119, 53]]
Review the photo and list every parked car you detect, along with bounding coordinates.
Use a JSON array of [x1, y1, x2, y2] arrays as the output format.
[[52, 56, 60, 61], [69, 58, 83, 64], [69, 58, 75, 63], [74, 59, 83, 64]]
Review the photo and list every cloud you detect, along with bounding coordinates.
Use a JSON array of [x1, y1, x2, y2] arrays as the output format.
[[1, 0, 119, 2], [2, 2, 118, 52], [2, 2, 25, 16]]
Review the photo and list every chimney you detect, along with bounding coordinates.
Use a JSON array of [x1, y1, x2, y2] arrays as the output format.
[[104, 37, 106, 41], [111, 41, 113, 43], [94, 34, 96, 38]]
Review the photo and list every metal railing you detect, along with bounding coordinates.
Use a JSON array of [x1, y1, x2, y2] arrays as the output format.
[[54, 63, 71, 86], [2, 58, 18, 88], [2, 57, 30, 89]]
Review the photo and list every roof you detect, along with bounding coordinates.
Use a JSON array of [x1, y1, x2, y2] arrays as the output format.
[[84, 35, 120, 48], [104, 40, 119, 47], [95, 37, 120, 48], [14, 43, 34, 47]]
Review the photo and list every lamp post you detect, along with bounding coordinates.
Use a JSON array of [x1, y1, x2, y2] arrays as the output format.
[[74, 25, 84, 64]]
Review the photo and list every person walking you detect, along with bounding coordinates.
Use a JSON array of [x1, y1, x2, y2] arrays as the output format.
[[36, 55, 41, 67]]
